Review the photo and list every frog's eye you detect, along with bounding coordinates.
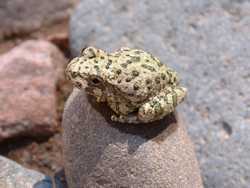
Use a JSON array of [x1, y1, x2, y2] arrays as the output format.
[[90, 77, 101, 85], [81, 47, 98, 58]]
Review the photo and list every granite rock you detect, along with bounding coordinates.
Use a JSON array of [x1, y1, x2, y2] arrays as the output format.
[[0, 156, 69, 188], [0, 40, 66, 141], [69, 1, 250, 187], [62, 89, 203, 188], [0, 155, 51, 188]]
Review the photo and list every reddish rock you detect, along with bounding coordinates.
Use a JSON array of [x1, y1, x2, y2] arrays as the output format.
[[0, 40, 66, 141]]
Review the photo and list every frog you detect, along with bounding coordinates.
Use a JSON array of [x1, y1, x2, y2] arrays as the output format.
[[65, 47, 187, 124]]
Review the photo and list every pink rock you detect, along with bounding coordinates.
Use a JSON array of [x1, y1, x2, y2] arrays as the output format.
[[0, 40, 66, 141]]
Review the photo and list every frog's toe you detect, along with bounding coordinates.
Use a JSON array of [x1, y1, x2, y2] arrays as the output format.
[[111, 114, 141, 124], [138, 104, 159, 123]]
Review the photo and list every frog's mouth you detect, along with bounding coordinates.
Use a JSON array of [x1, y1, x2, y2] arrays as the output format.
[[70, 77, 87, 89], [84, 76, 106, 102], [85, 86, 106, 102]]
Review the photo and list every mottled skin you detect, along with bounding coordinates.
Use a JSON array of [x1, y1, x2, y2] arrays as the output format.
[[66, 47, 187, 123]]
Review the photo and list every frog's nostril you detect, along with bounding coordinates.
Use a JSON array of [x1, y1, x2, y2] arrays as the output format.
[[71, 71, 78, 78]]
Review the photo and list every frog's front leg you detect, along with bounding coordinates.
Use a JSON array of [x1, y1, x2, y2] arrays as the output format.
[[138, 87, 187, 123], [108, 97, 141, 123]]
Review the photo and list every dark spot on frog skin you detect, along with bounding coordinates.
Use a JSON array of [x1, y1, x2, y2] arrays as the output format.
[[100, 56, 105, 59], [126, 60, 133, 64], [132, 70, 139, 77], [71, 72, 78, 78], [94, 60, 98, 63], [85, 66, 89, 69], [125, 77, 132, 82], [130, 56, 140, 62], [106, 61, 112, 69], [155, 76, 161, 84], [161, 73, 166, 80], [167, 72, 172, 82], [154, 102, 163, 113], [121, 63, 127, 68], [116, 69, 122, 75], [146, 79, 152, 85], [78, 73, 84, 78], [141, 64, 156, 72], [117, 79, 122, 83], [150, 100, 160, 108], [94, 65, 100, 73], [134, 50, 142, 54], [172, 75, 177, 82], [133, 84, 140, 90]]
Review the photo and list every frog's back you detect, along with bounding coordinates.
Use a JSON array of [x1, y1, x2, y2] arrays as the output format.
[[107, 48, 175, 101]]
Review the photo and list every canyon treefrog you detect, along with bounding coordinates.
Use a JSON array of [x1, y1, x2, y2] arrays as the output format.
[[66, 47, 187, 124]]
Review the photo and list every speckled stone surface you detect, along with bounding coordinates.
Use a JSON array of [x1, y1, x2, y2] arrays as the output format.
[[0, 155, 51, 188], [70, 1, 250, 187], [0, 155, 69, 188], [0, 40, 66, 141], [62, 89, 203, 188]]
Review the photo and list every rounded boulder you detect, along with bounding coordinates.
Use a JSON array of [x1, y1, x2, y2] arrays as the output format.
[[62, 89, 203, 188]]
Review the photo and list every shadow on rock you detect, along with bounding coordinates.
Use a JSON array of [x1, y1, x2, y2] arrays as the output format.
[[87, 93, 178, 142]]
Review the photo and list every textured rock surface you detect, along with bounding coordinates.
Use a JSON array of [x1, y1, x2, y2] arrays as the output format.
[[0, 157, 68, 188], [62, 89, 203, 188], [0, 40, 66, 141], [0, 0, 76, 41], [69, 1, 250, 187], [0, 155, 51, 188]]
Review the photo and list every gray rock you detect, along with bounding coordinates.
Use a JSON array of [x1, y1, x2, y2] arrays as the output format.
[[62, 89, 203, 188], [0, 0, 75, 41], [69, 0, 250, 187], [0, 155, 52, 188]]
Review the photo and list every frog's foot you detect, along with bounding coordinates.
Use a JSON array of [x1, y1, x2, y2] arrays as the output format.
[[138, 87, 187, 123], [111, 114, 142, 124]]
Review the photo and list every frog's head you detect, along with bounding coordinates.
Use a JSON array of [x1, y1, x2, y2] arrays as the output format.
[[65, 47, 108, 101]]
